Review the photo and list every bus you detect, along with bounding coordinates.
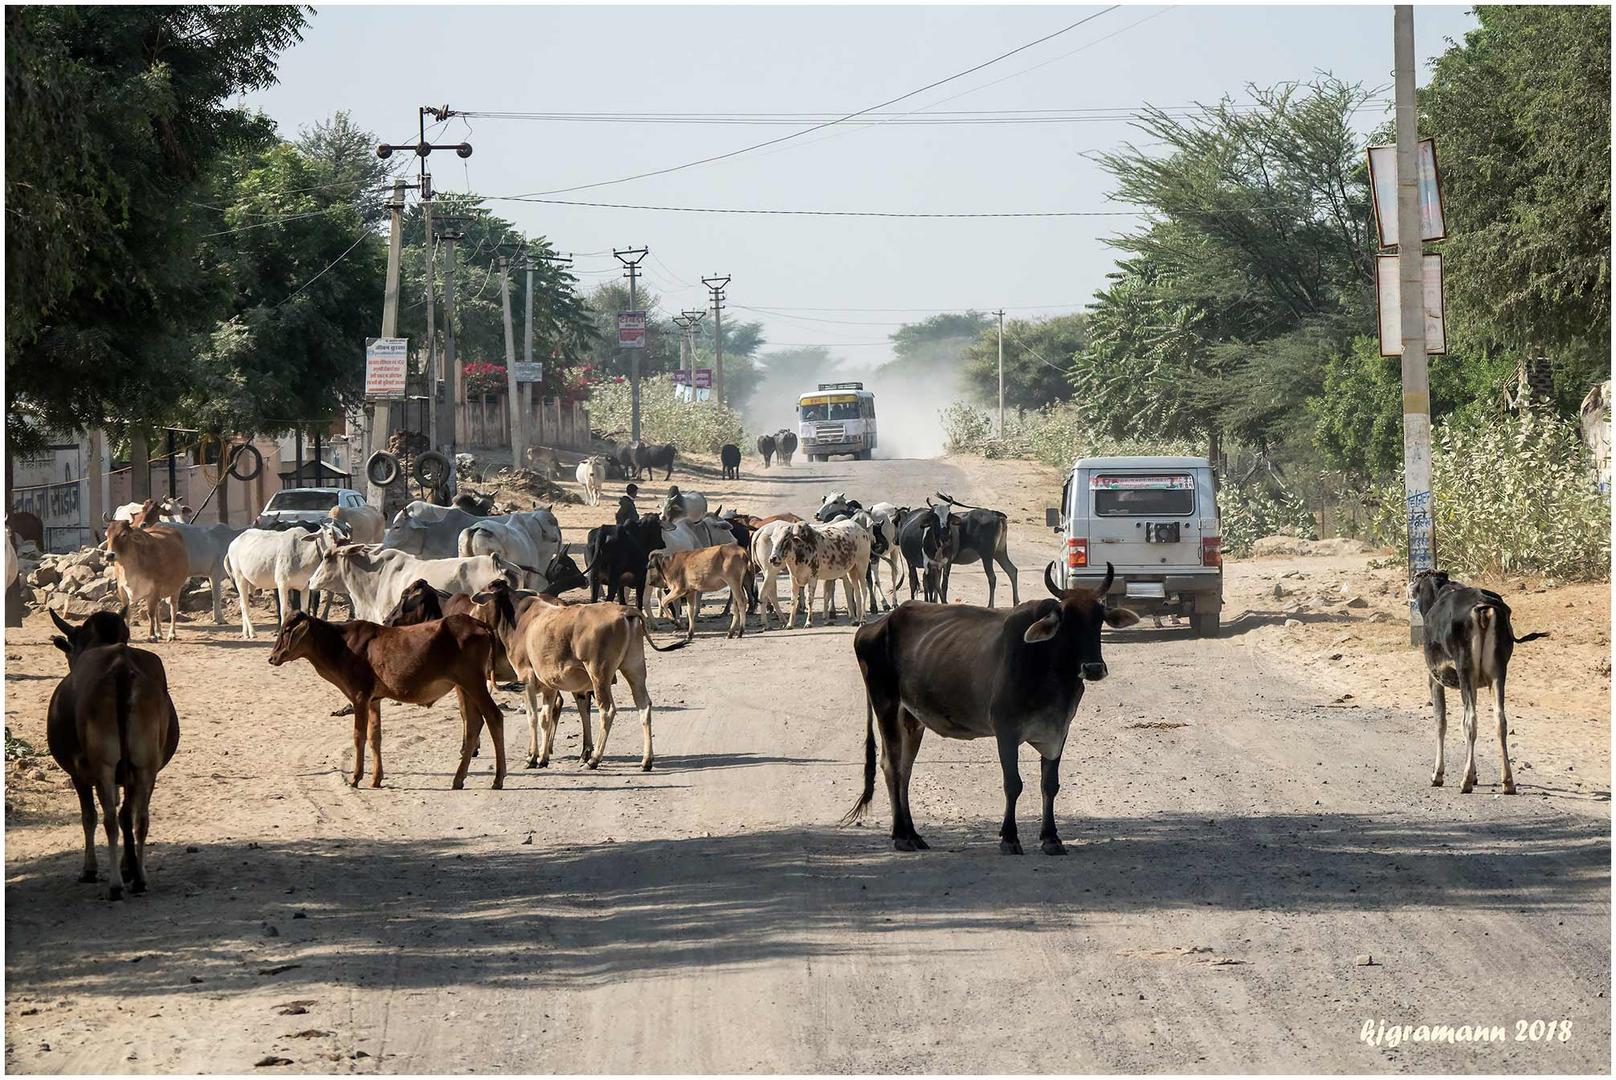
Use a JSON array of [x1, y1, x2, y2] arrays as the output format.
[[797, 382, 877, 461]]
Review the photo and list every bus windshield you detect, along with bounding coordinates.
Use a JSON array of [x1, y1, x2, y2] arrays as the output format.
[[801, 401, 862, 422]]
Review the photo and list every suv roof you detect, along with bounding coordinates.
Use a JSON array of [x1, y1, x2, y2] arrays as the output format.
[[1074, 455, 1212, 470]]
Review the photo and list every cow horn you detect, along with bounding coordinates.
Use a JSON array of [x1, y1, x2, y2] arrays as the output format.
[[1044, 562, 1063, 599], [102, 511, 113, 523], [49, 608, 74, 636], [1099, 562, 1115, 596], [117, 602, 130, 622]]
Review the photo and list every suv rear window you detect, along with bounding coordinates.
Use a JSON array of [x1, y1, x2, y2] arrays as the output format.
[[267, 490, 339, 511], [1091, 474, 1195, 516]]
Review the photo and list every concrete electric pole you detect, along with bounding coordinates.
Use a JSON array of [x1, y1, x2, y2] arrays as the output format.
[[614, 247, 649, 441], [995, 309, 1006, 438], [680, 309, 707, 377], [365, 176, 408, 510], [498, 255, 525, 468], [421, 174, 438, 456], [1394, 5, 1436, 644], [702, 275, 731, 405], [439, 227, 462, 454]]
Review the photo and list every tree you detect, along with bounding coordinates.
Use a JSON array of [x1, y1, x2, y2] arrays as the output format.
[[5, 5, 308, 453], [294, 110, 397, 227], [882, 312, 991, 379], [961, 313, 1085, 409], [1422, 5, 1611, 407]]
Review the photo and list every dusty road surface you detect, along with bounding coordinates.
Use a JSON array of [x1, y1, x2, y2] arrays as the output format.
[[5, 455, 1609, 1073]]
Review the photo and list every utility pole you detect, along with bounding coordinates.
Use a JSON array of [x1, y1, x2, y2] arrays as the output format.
[[702, 274, 731, 405], [499, 255, 525, 467], [614, 247, 649, 441], [680, 309, 707, 374], [522, 258, 535, 453], [421, 173, 438, 457], [1394, 5, 1435, 645], [995, 309, 1006, 437], [439, 226, 462, 455], [366, 176, 408, 511], [671, 314, 693, 376]]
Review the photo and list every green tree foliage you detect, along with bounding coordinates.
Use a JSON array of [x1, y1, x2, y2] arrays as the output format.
[[294, 110, 397, 227], [881, 311, 992, 378], [961, 313, 1085, 409], [5, 5, 308, 453], [1422, 5, 1611, 407]]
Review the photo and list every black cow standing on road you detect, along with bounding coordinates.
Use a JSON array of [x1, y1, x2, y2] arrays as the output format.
[[721, 444, 742, 480], [844, 563, 1138, 854], [586, 514, 666, 609], [634, 442, 678, 481], [897, 503, 952, 602], [776, 430, 798, 465], [932, 492, 1020, 607], [1410, 569, 1548, 794], [757, 434, 777, 467]]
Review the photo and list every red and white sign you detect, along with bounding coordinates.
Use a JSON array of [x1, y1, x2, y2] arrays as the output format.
[[365, 337, 408, 397], [1091, 474, 1194, 490], [672, 369, 691, 386], [617, 311, 646, 349], [693, 368, 713, 389]]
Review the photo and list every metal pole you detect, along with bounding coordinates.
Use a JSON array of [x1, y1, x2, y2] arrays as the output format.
[[422, 181, 438, 455], [1395, 5, 1435, 646], [995, 310, 1006, 437], [367, 177, 407, 510], [499, 255, 524, 467], [166, 428, 177, 500], [293, 426, 303, 489], [614, 247, 649, 441], [524, 263, 535, 452], [441, 232, 461, 453]]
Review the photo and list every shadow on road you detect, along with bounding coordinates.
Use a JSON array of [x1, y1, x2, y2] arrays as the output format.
[[7, 810, 1606, 1000]]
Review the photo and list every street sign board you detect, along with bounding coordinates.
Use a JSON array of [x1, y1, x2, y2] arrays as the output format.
[[617, 311, 646, 349], [693, 368, 713, 389], [672, 369, 691, 386], [1367, 138, 1445, 247], [365, 337, 409, 397], [1375, 254, 1446, 357], [513, 362, 542, 383]]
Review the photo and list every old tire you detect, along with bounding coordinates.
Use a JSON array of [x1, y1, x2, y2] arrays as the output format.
[[1192, 611, 1221, 639], [413, 450, 450, 487], [227, 443, 263, 482], [366, 451, 401, 487]]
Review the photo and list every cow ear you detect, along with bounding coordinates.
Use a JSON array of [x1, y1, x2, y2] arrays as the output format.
[[52, 636, 71, 656], [1023, 609, 1062, 643], [1104, 606, 1141, 629]]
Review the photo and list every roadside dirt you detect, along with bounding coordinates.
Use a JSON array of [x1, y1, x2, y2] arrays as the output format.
[[4, 453, 1609, 1073]]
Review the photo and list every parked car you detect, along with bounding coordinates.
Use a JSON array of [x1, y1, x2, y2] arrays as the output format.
[[1046, 455, 1223, 637], [254, 488, 370, 532]]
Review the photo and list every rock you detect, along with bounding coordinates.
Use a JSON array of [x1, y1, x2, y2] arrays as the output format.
[[189, 976, 205, 984], [1272, 583, 1288, 599], [58, 564, 96, 590], [1345, 596, 1369, 609], [180, 586, 215, 613], [78, 578, 115, 602], [262, 923, 280, 938], [1283, 618, 1302, 629], [1368, 611, 1395, 623], [254, 1056, 294, 1067], [1329, 652, 1344, 661], [1354, 953, 1377, 966], [27, 565, 61, 589], [47, 593, 114, 619]]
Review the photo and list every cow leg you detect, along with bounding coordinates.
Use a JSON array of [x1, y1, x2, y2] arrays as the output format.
[[887, 552, 902, 609], [573, 690, 593, 765], [1458, 674, 1480, 793], [728, 578, 745, 638], [117, 784, 137, 884], [349, 695, 369, 787], [166, 590, 179, 641], [92, 768, 123, 900], [453, 687, 481, 786], [235, 576, 255, 640], [892, 710, 928, 850], [122, 770, 155, 892], [276, 584, 294, 629], [471, 683, 507, 789], [995, 731, 1024, 855], [940, 560, 953, 604], [1036, 753, 1066, 855], [686, 590, 700, 641], [625, 667, 654, 771], [997, 546, 1020, 606], [520, 679, 541, 768], [74, 778, 99, 883], [588, 681, 616, 770], [143, 597, 159, 642], [981, 553, 997, 608], [1493, 672, 1516, 794], [366, 701, 384, 788], [1430, 676, 1448, 787], [869, 690, 914, 851]]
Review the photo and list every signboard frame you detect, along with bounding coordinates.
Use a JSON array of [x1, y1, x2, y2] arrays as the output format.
[[617, 311, 647, 349], [672, 369, 691, 386], [1375, 253, 1447, 357], [1367, 137, 1446, 247], [512, 361, 543, 383], [364, 337, 409, 399], [693, 368, 713, 389]]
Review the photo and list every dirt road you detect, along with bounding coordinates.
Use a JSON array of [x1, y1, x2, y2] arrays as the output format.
[[5, 456, 1609, 1073]]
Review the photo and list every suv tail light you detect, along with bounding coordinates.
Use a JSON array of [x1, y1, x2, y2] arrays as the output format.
[[1067, 536, 1088, 568], [1201, 536, 1222, 567]]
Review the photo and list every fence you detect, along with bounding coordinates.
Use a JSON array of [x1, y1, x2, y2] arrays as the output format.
[[462, 394, 591, 452]]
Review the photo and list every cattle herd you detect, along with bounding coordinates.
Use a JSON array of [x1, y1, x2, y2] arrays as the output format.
[[25, 470, 1549, 901]]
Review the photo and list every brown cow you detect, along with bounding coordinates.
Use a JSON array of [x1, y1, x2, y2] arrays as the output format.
[[267, 611, 507, 790], [471, 581, 685, 771], [8, 511, 45, 555], [645, 544, 750, 640], [47, 608, 180, 899], [102, 520, 190, 641]]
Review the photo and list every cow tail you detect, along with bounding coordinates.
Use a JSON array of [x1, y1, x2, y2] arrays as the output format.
[[113, 650, 135, 784], [840, 692, 877, 827], [631, 609, 689, 653]]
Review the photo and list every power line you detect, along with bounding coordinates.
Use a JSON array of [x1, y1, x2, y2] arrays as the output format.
[[492, 7, 1119, 198], [273, 231, 373, 308], [475, 195, 1156, 218]]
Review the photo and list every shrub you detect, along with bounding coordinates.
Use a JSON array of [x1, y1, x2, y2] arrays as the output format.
[[588, 374, 747, 454], [5, 727, 36, 761], [1220, 481, 1317, 557], [941, 399, 1197, 469], [1368, 408, 1610, 582]]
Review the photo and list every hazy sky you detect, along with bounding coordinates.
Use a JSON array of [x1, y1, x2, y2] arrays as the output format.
[[242, 4, 1478, 366]]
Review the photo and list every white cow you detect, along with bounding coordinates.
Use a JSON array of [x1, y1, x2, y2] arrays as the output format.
[[329, 503, 385, 544], [575, 456, 607, 506], [457, 510, 564, 591], [224, 526, 339, 640], [661, 487, 709, 525], [307, 544, 517, 623], [106, 495, 186, 526], [747, 519, 797, 629], [768, 519, 870, 629], [854, 508, 902, 612]]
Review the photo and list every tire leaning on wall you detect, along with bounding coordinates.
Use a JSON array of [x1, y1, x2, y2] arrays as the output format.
[[227, 443, 264, 482], [413, 451, 450, 488]]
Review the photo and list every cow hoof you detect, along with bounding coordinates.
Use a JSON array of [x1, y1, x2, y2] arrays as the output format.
[[1040, 839, 1067, 856], [586, 760, 601, 771], [491, 779, 504, 790], [349, 777, 361, 788], [999, 839, 1023, 855], [641, 761, 653, 772], [1431, 774, 1444, 787], [106, 884, 125, 902], [525, 757, 540, 769], [128, 877, 148, 894], [1502, 781, 1518, 795], [451, 779, 466, 790], [79, 869, 98, 884], [893, 836, 920, 852], [369, 778, 383, 789], [909, 833, 930, 850], [1460, 781, 1475, 794]]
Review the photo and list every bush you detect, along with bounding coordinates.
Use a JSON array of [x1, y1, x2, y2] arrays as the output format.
[[5, 727, 37, 761], [588, 374, 747, 455], [941, 400, 1197, 469], [1368, 408, 1610, 582], [1220, 481, 1317, 558]]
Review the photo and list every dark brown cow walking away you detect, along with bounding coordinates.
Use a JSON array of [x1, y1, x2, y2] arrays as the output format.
[[267, 611, 507, 790], [47, 608, 180, 900], [845, 563, 1137, 854]]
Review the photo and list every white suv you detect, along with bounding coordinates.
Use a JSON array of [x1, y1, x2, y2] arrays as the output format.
[[1046, 456, 1223, 637], [255, 488, 369, 531]]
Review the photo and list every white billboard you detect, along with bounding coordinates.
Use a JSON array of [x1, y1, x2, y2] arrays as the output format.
[[1376, 254, 1446, 357]]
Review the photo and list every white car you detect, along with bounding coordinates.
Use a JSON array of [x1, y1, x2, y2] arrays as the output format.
[[254, 488, 369, 532]]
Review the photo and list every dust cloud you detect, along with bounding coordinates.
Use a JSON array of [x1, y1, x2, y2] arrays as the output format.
[[741, 353, 963, 461]]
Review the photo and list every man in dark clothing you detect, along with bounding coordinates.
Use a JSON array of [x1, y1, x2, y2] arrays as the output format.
[[615, 483, 640, 527]]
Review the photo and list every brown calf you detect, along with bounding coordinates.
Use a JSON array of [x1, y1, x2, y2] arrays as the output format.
[[645, 544, 751, 640], [267, 610, 507, 790], [102, 520, 190, 641], [47, 608, 180, 899]]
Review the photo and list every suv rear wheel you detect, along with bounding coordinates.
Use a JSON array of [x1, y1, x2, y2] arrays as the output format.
[[1192, 611, 1221, 638]]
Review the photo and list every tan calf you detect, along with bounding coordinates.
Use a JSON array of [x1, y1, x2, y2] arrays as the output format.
[[102, 520, 190, 641], [646, 544, 750, 640]]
